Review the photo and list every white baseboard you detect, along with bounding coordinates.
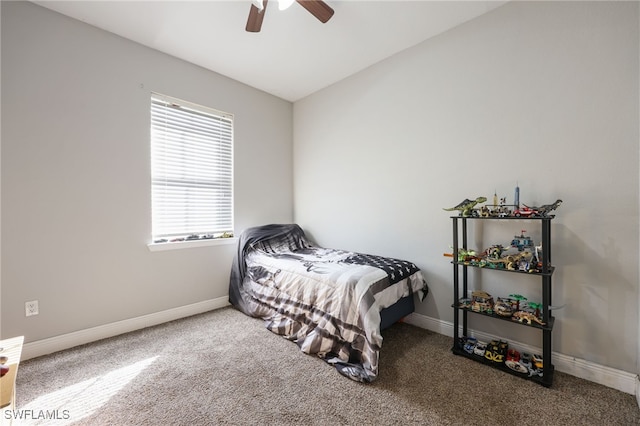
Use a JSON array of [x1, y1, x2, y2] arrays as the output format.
[[404, 312, 639, 396], [22, 297, 230, 361], [21, 302, 638, 397]]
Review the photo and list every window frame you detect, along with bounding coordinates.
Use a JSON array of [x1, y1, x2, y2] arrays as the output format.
[[149, 93, 234, 249]]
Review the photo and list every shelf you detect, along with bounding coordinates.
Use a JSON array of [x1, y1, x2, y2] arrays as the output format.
[[449, 216, 555, 221], [452, 261, 555, 276], [451, 346, 554, 387], [452, 305, 555, 331], [451, 213, 555, 387]]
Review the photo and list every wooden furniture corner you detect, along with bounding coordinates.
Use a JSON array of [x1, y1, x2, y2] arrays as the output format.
[[1, 336, 25, 415]]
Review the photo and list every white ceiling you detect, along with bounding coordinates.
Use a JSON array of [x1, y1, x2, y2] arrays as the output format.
[[33, 0, 507, 102]]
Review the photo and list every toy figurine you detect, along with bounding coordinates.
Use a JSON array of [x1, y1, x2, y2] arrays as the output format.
[[512, 310, 546, 326], [494, 297, 516, 317], [495, 251, 531, 271], [510, 231, 534, 252], [443, 196, 487, 217], [532, 199, 563, 217], [508, 294, 527, 310], [458, 298, 472, 309], [471, 290, 494, 313], [491, 197, 511, 217], [514, 199, 562, 218], [457, 248, 477, 262], [443, 248, 478, 263], [525, 302, 543, 318], [485, 244, 507, 259]]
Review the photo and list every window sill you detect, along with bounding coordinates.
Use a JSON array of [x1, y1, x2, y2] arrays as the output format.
[[147, 237, 238, 252]]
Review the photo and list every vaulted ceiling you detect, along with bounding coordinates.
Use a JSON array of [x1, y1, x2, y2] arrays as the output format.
[[34, 1, 507, 102]]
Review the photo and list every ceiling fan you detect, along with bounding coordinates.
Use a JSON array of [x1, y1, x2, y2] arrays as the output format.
[[246, 0, 335, 33]]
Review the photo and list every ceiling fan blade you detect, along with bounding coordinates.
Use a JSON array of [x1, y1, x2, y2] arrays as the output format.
[[246, 0, 268, 32], [296, 0, 334, 23]]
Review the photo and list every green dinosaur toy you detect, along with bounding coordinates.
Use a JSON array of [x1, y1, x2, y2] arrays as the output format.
[[444, 196, 487, 217], [536, 199, 563, 217]]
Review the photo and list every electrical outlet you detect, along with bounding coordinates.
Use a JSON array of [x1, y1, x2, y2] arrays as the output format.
[[25, 300, 39, 317]]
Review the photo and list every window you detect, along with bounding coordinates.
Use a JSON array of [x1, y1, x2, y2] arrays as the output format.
[[150, 93, 233, 243]]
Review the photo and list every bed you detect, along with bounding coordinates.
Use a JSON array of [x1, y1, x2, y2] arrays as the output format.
[[229, 224, 428, 382]]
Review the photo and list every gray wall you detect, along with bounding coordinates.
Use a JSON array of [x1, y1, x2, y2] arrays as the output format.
[[294, 1, 639, 373], [1, 2, 293, 341]]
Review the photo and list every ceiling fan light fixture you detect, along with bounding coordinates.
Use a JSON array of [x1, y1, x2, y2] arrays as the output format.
[[278, 0, 295, 11], [246, 0, 334, 32]]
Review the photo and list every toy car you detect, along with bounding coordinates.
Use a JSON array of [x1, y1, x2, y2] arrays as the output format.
[[529, 369, 543, 378], [532, 354, 543, 370], [463, 337, 477, 354], [484, 340, 499, 362], [513, 206, 539, 218], [519, 352, 532, 370], [505, 349, 529, 374], [529, 356, 544, 378], [473, 341, 487, 357], [484, 339, 508, 364]]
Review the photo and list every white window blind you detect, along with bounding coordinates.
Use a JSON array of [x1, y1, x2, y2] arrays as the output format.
[[151, 94, 233, 240]]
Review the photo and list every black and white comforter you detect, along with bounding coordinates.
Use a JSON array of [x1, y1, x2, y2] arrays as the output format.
[[229, 224, 427, 382]]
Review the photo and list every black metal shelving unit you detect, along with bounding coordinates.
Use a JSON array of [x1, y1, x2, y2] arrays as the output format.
[[451, 215, 555, 387]]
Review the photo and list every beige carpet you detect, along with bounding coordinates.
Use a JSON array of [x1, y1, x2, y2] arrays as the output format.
[[15, 307, 640, 425]]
